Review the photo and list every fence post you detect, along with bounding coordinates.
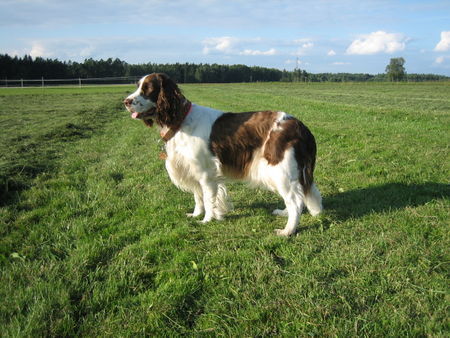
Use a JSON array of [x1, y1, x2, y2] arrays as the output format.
[[79, 78, 81, 88], [21, 79, 24, 88], [41, 76, 44, 88]]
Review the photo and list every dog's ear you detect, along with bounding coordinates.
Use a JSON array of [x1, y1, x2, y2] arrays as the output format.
[[156, 73, 171, 114], [156, 73, 184, 127]]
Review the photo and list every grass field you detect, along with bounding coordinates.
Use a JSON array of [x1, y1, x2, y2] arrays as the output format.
[[0, 82, 449, 336]]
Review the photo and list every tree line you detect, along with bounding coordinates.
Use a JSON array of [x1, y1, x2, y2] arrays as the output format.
[[0, 54, 448, 83]]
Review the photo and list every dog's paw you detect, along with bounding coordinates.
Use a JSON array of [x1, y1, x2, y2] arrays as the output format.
[[186, 212, 202, 218], [200, 216, 213, 224], [272, 209, 288, 217], [275, 228, 295, 237], [309, 208, 323, 217]]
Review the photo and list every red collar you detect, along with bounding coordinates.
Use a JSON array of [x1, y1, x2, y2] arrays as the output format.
[[159, 101, 193, 142], [184, 101, 193, 118]]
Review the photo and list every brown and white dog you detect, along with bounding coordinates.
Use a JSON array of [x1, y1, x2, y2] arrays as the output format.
[[124, 73, 322, 236]]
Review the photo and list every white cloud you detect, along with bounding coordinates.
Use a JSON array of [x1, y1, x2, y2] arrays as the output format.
[[327, 49, 336, 56], [202, 36, 237, 54], [80, 46, 95, 58], [6, 49, 25, 57], [435, 56, 445, 64], [202, 36, 276, 56], [291, 39, 314, 56], [240, 48, 277, 56], [333, 62, 350, 65], [26, 39, 98, 61], [346, 31, 407, 55], [19, 36, 200, 63], [434, 31, 450, 52], [30, 42, 52, 58], [434, 56, 450, 65]]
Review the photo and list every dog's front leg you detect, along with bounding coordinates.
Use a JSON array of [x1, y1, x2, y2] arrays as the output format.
[[187, 189, 204, 218], [199, 176, 218, 223]]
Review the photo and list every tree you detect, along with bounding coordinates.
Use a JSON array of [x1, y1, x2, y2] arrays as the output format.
[[385, 57, 406, 82]]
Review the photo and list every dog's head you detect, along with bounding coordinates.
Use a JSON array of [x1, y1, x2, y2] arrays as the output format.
[[124, 73, 184, 128]]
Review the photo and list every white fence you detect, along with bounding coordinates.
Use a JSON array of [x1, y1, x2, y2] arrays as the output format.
[[0, 76, 141, 88]]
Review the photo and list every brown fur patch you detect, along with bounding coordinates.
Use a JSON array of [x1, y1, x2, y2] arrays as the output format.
[[264, 116, 316, 192], [210, 111, 316, 192], [209, 111, 278, 178]]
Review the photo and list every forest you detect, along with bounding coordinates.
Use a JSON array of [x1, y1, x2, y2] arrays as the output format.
[[0, 54, 449, 84]]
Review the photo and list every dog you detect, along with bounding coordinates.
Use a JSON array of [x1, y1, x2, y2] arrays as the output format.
[[124, 73, 322, 236]]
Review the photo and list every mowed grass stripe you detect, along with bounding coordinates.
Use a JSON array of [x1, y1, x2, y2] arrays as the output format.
[[0, 82, 448, 336]]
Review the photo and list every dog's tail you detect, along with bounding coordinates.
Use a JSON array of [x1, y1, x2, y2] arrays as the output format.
[[304, 183, 323, 216], [294, 120, 323, 216], [300, 159, 323, 216], [294, 120, 316, 193]]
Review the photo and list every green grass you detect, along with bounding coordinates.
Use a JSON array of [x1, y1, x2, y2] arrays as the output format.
[[1, 82, 449, 336]]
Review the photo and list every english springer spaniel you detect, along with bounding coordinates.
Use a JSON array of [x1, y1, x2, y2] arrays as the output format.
[[124, 73, 322, 236]]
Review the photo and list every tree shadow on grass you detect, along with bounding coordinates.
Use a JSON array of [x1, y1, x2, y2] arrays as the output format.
[[0, 123, 99, 207], [324, 182, 449, 221]]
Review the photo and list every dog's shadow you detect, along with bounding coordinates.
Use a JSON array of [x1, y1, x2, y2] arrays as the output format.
[[325, 182, 449, 221], [248, 182, 449, 226]]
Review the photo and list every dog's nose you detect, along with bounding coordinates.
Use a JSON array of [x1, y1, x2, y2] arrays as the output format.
[[123, 98, 133, 107]]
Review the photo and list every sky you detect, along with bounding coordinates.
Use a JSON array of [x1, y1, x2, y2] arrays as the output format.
[[1, 0, 450, 75]]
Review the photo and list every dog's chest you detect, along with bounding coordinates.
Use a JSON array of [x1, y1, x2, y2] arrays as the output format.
[[165, 131, 215, 175]]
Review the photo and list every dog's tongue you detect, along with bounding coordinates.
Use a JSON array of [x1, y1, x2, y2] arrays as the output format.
[[131, 112, 139, 119]]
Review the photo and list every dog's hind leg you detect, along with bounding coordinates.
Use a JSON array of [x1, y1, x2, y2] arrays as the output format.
[[273, 182, 322, 224], [275, 180, 305, 236], [266, 148, 305, 236]]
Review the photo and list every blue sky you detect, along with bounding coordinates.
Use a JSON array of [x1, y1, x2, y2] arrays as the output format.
[[1, 0, 450, 75]]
